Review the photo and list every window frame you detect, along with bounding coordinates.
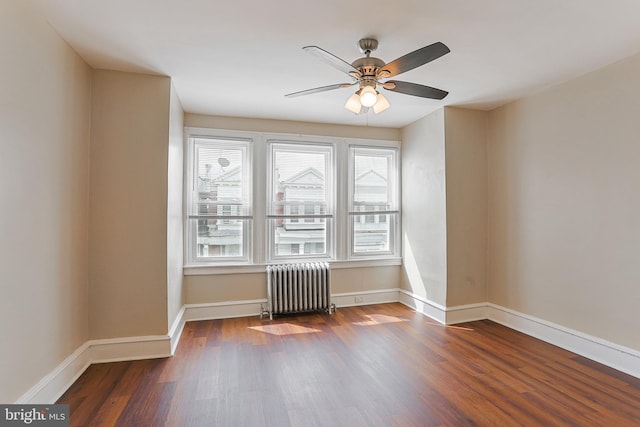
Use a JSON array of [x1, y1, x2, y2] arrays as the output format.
[[183, 127, 400, 271], [347, 145, 400, 259], [266, 140, 335, 262], [185, 134, 253, 265]]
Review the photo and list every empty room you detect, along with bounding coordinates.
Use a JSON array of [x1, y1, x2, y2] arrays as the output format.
[[2, 0, 640, 425]]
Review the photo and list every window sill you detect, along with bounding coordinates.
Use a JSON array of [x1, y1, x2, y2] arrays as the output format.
[[183, 257, 402, 276]]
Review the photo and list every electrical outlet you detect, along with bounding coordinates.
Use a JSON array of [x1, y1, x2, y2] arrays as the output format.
[[354, 296, 364, 303]]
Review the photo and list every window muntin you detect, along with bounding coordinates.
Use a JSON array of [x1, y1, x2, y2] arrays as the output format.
[[267, 142, 334, 260], [187, 137, 252, 264], [349, 146, 399, 256]]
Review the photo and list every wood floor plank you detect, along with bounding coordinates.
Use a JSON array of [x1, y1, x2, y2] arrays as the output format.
[[90, 395, 130, 427], [58, 361, 132, 426], [58, 303, 640, 426]]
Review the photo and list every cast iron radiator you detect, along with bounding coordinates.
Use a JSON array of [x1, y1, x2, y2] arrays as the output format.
[[262, 262, 335, 320]]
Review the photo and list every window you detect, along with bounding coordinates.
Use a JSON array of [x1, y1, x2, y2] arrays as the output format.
[[267, 142, 333, 260], [304, 203, 315, 223], [184, 128, 400, 268], [349, 146, 399, 256], [186, 136, 252, 264], [288, 205, 299, 223]]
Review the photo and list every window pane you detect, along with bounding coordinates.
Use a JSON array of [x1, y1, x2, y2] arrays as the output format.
[[190, 137, 252, 263], [269, 143, 333, 260], [352, 214, 392, 253], [304, 203, 315, 223], [195, 141, 250, 217], [350, 146, 398, 257], [271, 218, 328, 257], [270, 145, 331, 216], [353, 150, 392, 208], [192, 218, 247, 258]]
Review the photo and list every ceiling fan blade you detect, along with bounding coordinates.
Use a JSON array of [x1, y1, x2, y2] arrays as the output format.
[[378, 42, 450, 78], [285, 82, 356, 98], [303, 46, 360, 76], [383, 80, 449, 100]]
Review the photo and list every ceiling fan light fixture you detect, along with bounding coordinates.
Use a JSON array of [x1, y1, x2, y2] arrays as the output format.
[[359, 85, 378, 107], [372, 93, 390, 114], [344, 93, 362, 114]]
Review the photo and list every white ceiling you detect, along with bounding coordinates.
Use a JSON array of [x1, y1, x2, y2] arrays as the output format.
[[28, 0, 640, 128]]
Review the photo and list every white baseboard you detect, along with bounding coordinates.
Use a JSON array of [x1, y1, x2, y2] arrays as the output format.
[[184, 299, 266, 321], [445, 302, 489, 324], [332, 288, 400, 308], [15, 342, 92, 405], [169, 306, 187, 355], [399, 290, 488, 325], [487, 303, 640, 379], [88, 335, 172, 364], [398, 289, 447, 324]]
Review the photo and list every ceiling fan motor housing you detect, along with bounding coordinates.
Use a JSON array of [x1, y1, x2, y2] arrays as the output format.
[[353, 38, 384, 80]]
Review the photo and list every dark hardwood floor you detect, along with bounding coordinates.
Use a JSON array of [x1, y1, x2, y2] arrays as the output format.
[[58, 303, 640, 426]]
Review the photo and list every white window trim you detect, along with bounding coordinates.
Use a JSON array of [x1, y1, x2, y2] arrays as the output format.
[[347, 145, 401, 259], [266, 140, 335, 262], [184, 132, 254, 265], [183, 127, 400, 269]]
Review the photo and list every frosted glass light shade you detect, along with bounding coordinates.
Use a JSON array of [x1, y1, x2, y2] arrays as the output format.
[[359, 86, 378, 107], [344, 93, 362, 114], [372, 93, 390, 114]]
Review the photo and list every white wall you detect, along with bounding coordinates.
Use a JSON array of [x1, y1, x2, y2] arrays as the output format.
[[0, 1, 91, 402], [185, 266, 400, 304], [185, 114, 401, 141], [167, 84, 184, 330], [400, 109, 448, 305], [400, 107, 488, 308], [444, 107, 488, 306], [89, 70, 171, 339], [488, 52, 640, 351]]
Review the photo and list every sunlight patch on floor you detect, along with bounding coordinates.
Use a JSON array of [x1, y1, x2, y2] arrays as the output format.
[[352, 314, 408, 326], [249, 324, 322, 336]]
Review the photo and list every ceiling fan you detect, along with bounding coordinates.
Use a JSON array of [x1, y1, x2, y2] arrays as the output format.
[[285, 38, 450, 115]]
